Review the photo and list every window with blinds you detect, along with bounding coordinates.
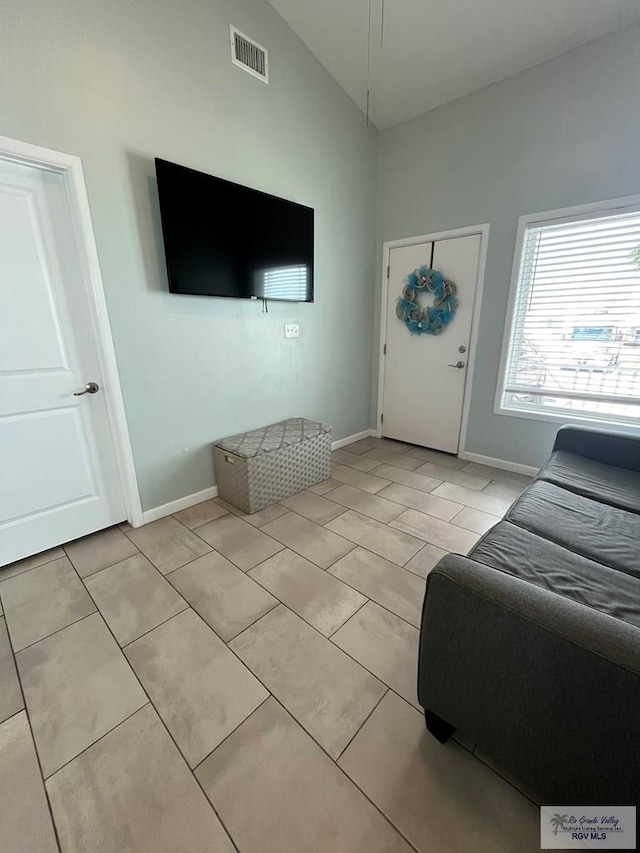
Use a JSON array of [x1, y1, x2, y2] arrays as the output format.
[[498, 201, 640, 424]]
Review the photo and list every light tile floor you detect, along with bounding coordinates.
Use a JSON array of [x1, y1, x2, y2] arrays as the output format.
[[0, 437, 546, 853]]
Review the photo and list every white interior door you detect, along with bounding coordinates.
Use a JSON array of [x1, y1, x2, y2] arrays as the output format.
[[0, 157, 126, 566], [381, 234, 481, 453]]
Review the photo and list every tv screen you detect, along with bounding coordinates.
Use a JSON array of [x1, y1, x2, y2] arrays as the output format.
[[155, 158, 314, 302]]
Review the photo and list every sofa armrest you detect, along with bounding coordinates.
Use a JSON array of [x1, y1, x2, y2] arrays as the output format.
[[553, 424, 640, 471], [418, 554, 640, 805]]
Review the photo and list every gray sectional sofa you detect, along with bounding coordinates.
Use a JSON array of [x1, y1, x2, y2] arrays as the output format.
[[418, 425, 640, 806]]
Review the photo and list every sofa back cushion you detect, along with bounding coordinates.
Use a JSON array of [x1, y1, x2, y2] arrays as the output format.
[[539, 450, 640, 514], [471, 521, 640, 628], [507, 480, 640, 580]]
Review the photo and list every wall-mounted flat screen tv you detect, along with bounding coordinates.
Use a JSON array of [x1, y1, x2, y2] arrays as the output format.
[[155, 158, 314, 302]]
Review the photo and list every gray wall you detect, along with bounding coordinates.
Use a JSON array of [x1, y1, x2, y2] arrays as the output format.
[[1, 0, 377, 510], [377, 26, 640, 467]]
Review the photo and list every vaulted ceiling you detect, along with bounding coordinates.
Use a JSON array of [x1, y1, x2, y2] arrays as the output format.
[[268, 0, 640, 129]]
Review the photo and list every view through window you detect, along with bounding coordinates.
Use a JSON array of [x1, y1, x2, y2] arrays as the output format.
[[499, 203, 640, 423]]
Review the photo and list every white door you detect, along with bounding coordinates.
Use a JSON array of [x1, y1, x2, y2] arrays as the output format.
[[0, 157, 126, 566], [381, 234, 481, 453]]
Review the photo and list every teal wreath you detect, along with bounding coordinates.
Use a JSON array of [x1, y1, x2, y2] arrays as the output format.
[[396, 267, 458, 335]]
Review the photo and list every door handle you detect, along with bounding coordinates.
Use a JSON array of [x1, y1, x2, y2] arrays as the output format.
[[73, 381, 100, 396], [447, 361, 466, 369]]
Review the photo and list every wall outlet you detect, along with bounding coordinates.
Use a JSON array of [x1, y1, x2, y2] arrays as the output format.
[[284, 323, 299, 338]]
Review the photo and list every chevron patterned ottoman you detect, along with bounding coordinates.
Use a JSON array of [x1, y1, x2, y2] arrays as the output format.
[[214, 418, 332, 514]]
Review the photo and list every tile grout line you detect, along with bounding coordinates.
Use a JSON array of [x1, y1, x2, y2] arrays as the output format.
[[240, 490, 535, 837], [219, 604, 411, 761], [229, 600, 423, 714], [2, 451, 524, 812], [118, 512, 218, 573], [326, 597, 371, 640], [5, 605, 66, 853], [0, 444, 503, 579], [124, 537, 227, 577], [155, 501, 429, 631], [331, 452, 386, 474], [7, 481, 445, 758], [131, 462, 491, 580], [63, 573, 244, 853], [198, 688, 424, 853], [310, 611, 425, 712], [227, 534, 347, 575], [9, 585, 422, 841], [223, 600, 281, 643], [119, 604, 191, 650], [334, 687, 389, 762], [190, 693, 272, 773], [369, 486, 465, 516], [325, 571, 423, 632], [161, 562, 282, 643], [320, 488, 408, 525], [65, 550, 142, 581], [75, 548, 196, 642], [387, 508, 485, 552], [273, 693, 424, 853], [242, 565, 375, 639], [163, 511, 431, 835], [230, 559, 425, 685], [73, 551, 154, 583], [450, 515, 501, 536], [221, 528, 380, 584], [210, 506, 358, 573], [318, 510, 425, 559], [62, 537, 142, 579], [153, 586, 527, 852], [449, 504, 468, 525], [183, 606, 336, 759], [362, 466, 446, 494], [326, 535, 434, 580], [0, 551, 66, 584], [0, 448, 525, 851], [279, 502, 350, 527], [226, 562, 424, 665], [178, 508, 297, 565], [43, 702, 152, 782], [11, 609, 96, 657]]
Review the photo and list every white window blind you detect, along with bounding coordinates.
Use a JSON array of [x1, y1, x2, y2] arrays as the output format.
[[500, 203, 640, 423]]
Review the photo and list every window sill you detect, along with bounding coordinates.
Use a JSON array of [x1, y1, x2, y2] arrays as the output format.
[[494, 400, 640, 431]]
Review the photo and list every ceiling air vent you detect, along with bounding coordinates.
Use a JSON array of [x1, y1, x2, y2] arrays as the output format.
[[230, 26, 269, 83]]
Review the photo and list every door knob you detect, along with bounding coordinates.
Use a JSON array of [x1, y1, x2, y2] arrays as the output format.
[[448, 361, 466, 369], [73, 382, 100, 396]]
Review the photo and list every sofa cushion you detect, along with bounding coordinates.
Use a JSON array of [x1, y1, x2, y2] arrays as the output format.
[[539, 450, 640, 514], [506, 480, 640, 580], [470, 521, 640, 628]]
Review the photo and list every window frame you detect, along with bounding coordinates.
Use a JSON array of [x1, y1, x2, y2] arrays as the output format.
[[494, 194, 640, 428]]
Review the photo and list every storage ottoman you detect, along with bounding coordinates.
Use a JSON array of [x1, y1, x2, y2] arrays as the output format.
[[214, 418, 332, 514]]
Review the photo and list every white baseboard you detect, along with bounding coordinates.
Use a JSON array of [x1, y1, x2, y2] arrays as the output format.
[[140, 485, 219, 526], [458, 450, 538, 478], [331, 429, 376, 450], [139, 429, 377, 526]]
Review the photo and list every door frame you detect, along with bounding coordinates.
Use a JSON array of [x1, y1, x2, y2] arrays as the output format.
[[376, 224, 490, 456], [0, 134, 144, 527]]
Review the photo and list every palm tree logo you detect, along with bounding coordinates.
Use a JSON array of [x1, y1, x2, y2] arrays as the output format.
[[550, 814, 568, 835]]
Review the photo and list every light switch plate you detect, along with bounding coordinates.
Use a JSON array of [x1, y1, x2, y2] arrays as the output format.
[[284, 323, 299, 338]]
